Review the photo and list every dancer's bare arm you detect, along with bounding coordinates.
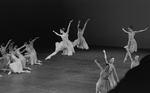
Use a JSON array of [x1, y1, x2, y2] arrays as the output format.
[[103, 50, 109, 64], [66, 19, 73, 34], [5, 39, 12, 49], [53, 30, 62, 37], [82, 19, 90, 33], [122, 28, 129, 33], [30, 37, 39, 44], [94, 59, 103, 70], [135, 27, 148, 33]]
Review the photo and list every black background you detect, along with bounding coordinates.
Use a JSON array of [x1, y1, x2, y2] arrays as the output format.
[[1, 0, 150, 49]]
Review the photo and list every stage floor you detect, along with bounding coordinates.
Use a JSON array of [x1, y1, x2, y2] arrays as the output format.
[[0, 46, 149, 93]]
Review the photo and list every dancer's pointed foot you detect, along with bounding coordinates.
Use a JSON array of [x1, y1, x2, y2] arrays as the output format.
[[123, 58, 127, 63], [45, 56, 51, 60]]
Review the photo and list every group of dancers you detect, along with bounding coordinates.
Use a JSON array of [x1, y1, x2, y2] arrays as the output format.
[[45, 19, 90, 60], [44, 19, 148, 93], [0, 18, 148, 93], [94, 26, 148, 93], [0, 37, 42, 76]]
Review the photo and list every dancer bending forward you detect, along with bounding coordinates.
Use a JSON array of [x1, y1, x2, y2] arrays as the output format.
[[73, 19, 90, 50], [45, 20, 74, 60]]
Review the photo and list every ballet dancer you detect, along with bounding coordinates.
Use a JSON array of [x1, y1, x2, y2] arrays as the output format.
[[15, 44, 32, 70], [103, 50, 119, 89], [28, 37, 42, 64], [122, 26, 148, 63], [130, 54, 140, 69], [45, 20, 74, 60], [73, 19, 90, 49], [94, 59, 111, 93], [8, 46, 31, 75]]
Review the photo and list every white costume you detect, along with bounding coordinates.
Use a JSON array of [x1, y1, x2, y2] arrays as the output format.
[[103, 50, 119, 89], [130, 55, 140, 69], [122, 27, 148, 63], [73, 19, 90, 50], [45, 20, 74, 60]]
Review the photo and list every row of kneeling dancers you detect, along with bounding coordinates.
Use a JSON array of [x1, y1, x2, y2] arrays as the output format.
[[0, 37, 42, 76]]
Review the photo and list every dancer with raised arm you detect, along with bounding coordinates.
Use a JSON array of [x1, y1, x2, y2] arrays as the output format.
[[94, 59, 111, 93], [45, 20, 74, 60], [29, 37, 42, 64], [15, 44, 31, 70], [73, 19, 90, 49], [122, 26, 148, 63], [130, 54, 140, 69], [8, 46, 31, 75], [103, 50, 119, 89]]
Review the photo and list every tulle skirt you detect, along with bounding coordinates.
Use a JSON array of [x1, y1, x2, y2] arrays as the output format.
[[128, 39, 137, 53]]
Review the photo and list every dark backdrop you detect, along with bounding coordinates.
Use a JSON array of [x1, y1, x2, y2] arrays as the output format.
[[1, 0, 150, 49]]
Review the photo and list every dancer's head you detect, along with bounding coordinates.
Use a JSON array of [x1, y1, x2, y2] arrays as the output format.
[[109, 57, 115, 64], [105, 64, 110, 71], [60, 29, 65, 34], [128, 25, 133, 32], [134, 54, 139, 61]]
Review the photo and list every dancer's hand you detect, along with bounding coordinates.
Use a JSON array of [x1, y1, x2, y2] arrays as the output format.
[[103, 50, 106, 53]]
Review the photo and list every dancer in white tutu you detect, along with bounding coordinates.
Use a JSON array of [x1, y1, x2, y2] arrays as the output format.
[[15, 44, 31, 70], [8, 47, 31, 75], [130, 54, 140, 69], [45, 20, 74, 60], [94, 59, 111, 93], [28, 37, 42, 64], [103, 50, 119, 89], [73, 19, 90, 50], [122, 26, 148, 63]]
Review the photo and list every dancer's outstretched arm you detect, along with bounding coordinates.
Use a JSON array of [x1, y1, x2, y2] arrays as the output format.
[[30, 37, 39, 45], [53, 30, 62, 37], [94, 59, 103, 70], [122, 28, 129, 33], [66, 20, 73, 34], [82, 19, 90, 33], [103, 50, 109, 64], [5, 39, 12, 49], [135, 27, 148, 33], [15, 44, 26, 52]]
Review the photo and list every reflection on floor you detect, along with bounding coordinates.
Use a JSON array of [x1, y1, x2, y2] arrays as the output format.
[[0, 46, 149, 93]]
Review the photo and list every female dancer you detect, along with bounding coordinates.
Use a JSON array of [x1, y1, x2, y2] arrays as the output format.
[[94, 59, 111, 93], [45, 20, 74, 60], [130, 54, 140, 69], [8, 47, 31, 75], [103, 50, 119, 89], [24, 43, 41, 65], [29, 37, 42, 63], [15, 44, 31, 70], [122, 26, 148, 63], [73, 19, 90, 49]]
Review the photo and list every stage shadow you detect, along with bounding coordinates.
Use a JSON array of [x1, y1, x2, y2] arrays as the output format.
[[108, 53, 150, 93]]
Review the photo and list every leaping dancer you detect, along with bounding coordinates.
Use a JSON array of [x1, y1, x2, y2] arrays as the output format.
[[73, 19, 90, 50], [122, 26, 148, 63], [45, 20, 74, 60]]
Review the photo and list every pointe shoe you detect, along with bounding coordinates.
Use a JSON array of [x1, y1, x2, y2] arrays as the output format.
[[45, 56, 51, 60]]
